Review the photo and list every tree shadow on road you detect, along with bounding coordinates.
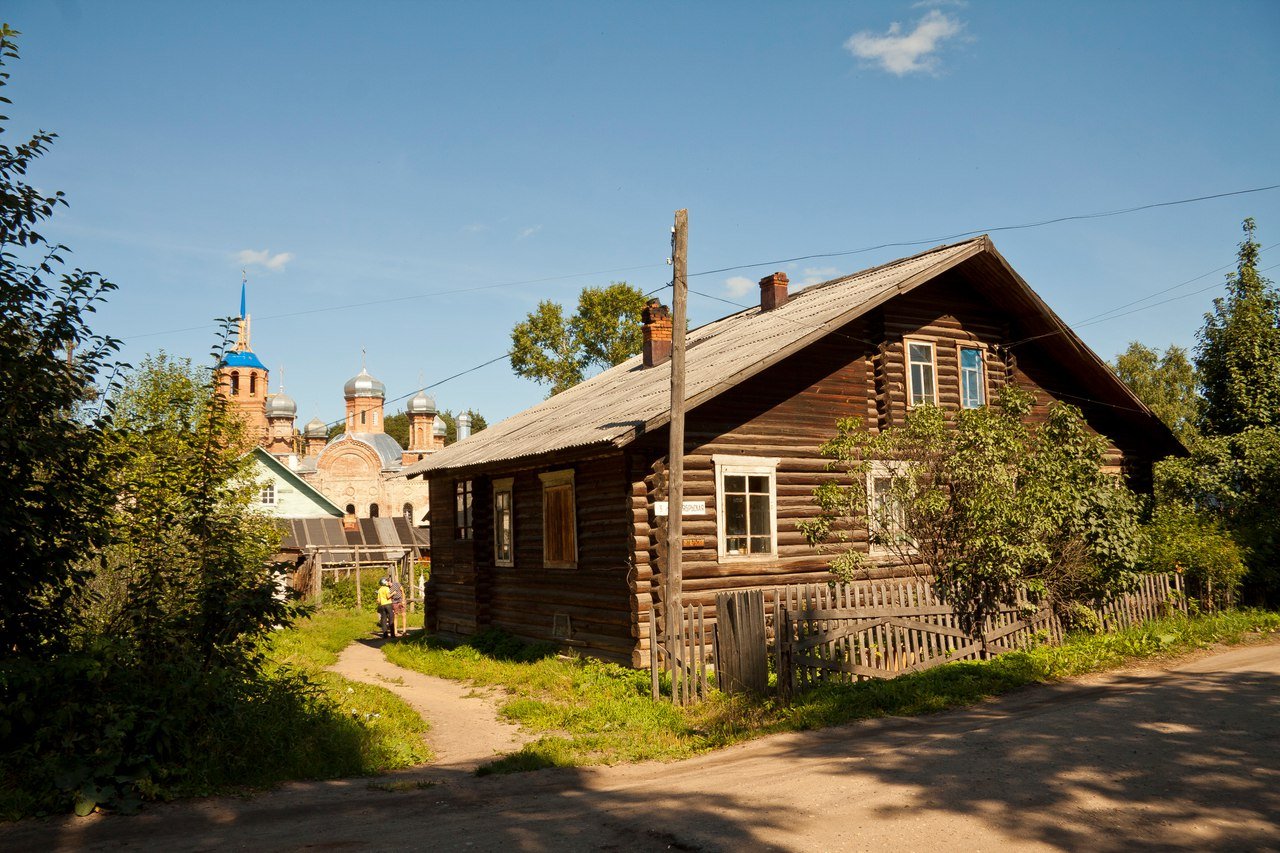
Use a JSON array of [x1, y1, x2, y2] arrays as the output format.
[[772, 667, 1280, 851]]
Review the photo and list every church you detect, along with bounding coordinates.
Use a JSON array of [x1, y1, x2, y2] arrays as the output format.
[[216, 283, 440, 526]]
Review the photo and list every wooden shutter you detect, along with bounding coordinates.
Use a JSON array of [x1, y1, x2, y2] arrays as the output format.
[[541, 474, 577, 568]]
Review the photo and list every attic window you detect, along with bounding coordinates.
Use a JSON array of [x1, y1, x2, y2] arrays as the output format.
[[259, 482, 276, 506]]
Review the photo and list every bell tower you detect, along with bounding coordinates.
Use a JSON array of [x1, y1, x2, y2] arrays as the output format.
[[216, 276, 269, 444]]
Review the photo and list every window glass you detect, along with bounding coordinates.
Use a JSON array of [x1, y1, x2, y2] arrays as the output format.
[[455, 480, 473, 540], [493, 484, 513, 565], [960, 346, 985, 409], [868, 466, 912, 553], [908, 342, 936, 406], [722, 470, 773, 556], [259, 483, 275, 505]]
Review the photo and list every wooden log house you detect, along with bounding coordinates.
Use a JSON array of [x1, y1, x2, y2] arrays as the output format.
[[402, 236, 1183, 666]]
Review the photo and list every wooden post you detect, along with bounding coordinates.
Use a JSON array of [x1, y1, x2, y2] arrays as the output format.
[[355, 547, 363, 610], [665, 208, 688, 661], [313, 551, 323, 606]]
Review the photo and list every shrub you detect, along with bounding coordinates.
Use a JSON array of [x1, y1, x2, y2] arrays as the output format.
[[1142, 505, 1247, 610]]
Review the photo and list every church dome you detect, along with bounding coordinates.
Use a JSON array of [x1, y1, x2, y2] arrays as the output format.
[[265, 392, 296, 418], [433, 418, 448, 437], [408, 390, 437, 414], [343, 367, 385, 399], [303, 416, 328, 438]]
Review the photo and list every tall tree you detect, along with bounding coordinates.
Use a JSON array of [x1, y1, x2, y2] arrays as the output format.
[[1112, 342, 1200, 444], [510, 282, 648, 395], [0, 26, 123, 655], [1196, 218, 1280, 436]]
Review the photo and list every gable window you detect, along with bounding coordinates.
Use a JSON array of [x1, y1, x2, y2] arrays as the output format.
[[713, 455, 779, 559], [906, 340, 936, 407], [493, 477, 514, 567], [866, 461, 912, 556], [959, 346, 985, 409], [455, 480, 473, 540], [259, 482, 276, 506], [539, 470, 576, 569]]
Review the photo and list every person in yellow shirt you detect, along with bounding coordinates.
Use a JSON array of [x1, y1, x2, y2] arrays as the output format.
[[376, 578, 395, 638]]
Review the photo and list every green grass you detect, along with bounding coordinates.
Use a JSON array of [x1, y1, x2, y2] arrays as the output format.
[[384, 610, 1280, 774], [263, 608, 433, 772]]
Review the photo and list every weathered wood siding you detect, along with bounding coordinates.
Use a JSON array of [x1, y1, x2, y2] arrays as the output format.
[[425, 453, 635, 662]]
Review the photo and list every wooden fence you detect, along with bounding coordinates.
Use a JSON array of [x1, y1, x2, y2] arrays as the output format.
[[649, 601, 714, 705], [775, 573, 1185, 702]]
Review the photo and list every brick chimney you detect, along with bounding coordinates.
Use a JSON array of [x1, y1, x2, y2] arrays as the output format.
[[759, 272, 789, 311], [642, 299, 673, 368]]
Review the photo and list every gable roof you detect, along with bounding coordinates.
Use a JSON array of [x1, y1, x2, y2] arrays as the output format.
[[250, 447, 345, 515], [404, 236, 1179, 477]]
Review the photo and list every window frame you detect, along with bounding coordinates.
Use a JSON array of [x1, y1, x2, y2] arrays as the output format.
[[492, 477, 514, 567], [259, 481, 276, 506], [957, 343, 987, 409], [455, 479, 474, 540], [904, 338, 937, 408], [539, 469, 577, 569], [713, 454, 780, 561], [865, 460, 915, 557]]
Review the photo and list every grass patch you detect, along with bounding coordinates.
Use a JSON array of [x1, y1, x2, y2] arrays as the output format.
[[261, 609, 433, 773], [385, 611, 1280, 774]]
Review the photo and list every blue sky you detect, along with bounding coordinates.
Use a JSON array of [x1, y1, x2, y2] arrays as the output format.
[[8, 1, 1280, 426]]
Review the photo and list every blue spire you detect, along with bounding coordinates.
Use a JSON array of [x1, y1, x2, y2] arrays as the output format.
[[240, 272, 247, 319]]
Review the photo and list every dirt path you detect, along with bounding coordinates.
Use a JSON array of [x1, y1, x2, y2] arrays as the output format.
[[6, 640, 1279, 852], [329, 636, 533, 771]]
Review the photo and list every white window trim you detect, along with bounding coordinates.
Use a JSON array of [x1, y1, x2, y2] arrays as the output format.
[[260, 481, 276, 506], [493, 477, 514, 568], [865, 460, 915, 557], [712, 454, 780, 561], [904, 338, 937, 408], [956, 342, 988, 409], [539, 469, 577, 569]]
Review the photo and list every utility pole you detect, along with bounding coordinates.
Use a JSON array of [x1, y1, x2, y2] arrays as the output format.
[[665, 209, 688, 661]]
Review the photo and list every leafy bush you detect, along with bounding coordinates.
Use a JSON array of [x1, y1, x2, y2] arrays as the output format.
[[323, 572, 387, 611], [1142, 505, 1247, 609]]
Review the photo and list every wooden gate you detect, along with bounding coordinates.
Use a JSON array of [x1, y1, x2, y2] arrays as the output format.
[[649, 601, 714, 705], [715, 589, 768, 696]]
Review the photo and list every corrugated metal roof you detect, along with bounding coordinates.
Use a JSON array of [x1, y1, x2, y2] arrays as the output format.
[[403, 238, 986, 476]]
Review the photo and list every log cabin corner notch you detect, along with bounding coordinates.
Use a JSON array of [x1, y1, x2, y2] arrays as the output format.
[[404, 235, 1184, 666]]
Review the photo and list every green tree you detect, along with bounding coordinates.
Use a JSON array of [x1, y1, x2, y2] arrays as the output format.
[[87, 350, 289, 666], [510, 282, 648, 395], [0, 26, 123, 656], [799, 388, 1141, 637], [1196, 218, 1280, 436], [438, 408, 488, 444], [383, 409, 410, 447], [1154, 427, 1280, 603], [1112, 342, 1200, 445]]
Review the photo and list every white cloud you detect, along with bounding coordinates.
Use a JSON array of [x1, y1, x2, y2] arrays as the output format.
[[844, 9, 964, 76], [517, 225, 542, 240], [236, 248, 294, 272], [800, 267, 841, 286], [463, 223, 488, 234], [725, 276, 755, 298]]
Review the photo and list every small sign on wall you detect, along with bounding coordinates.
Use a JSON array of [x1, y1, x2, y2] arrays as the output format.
[[654, 500, 707, 517]]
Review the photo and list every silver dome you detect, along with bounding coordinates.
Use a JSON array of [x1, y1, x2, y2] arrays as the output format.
[[407, 390, 437, 414], [265, 392, 297, 418], [343, 367, 385, 399], [303, 416, 328, 437], [432, 418, 448, 437]]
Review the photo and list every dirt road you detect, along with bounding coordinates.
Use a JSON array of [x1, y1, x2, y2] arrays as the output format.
[[6, 642, 1279, 852]]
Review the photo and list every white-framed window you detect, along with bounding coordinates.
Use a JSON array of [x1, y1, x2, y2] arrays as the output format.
[[866, 461, 912, 556], [713, 455, 779, 559], [905, 339, 936, 407], [493, 477, 514, 567], [455, 479, 473, 540], [259, 482, 276, 506], [539, 470, 577, 569], [959, 345, 986, 409]]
